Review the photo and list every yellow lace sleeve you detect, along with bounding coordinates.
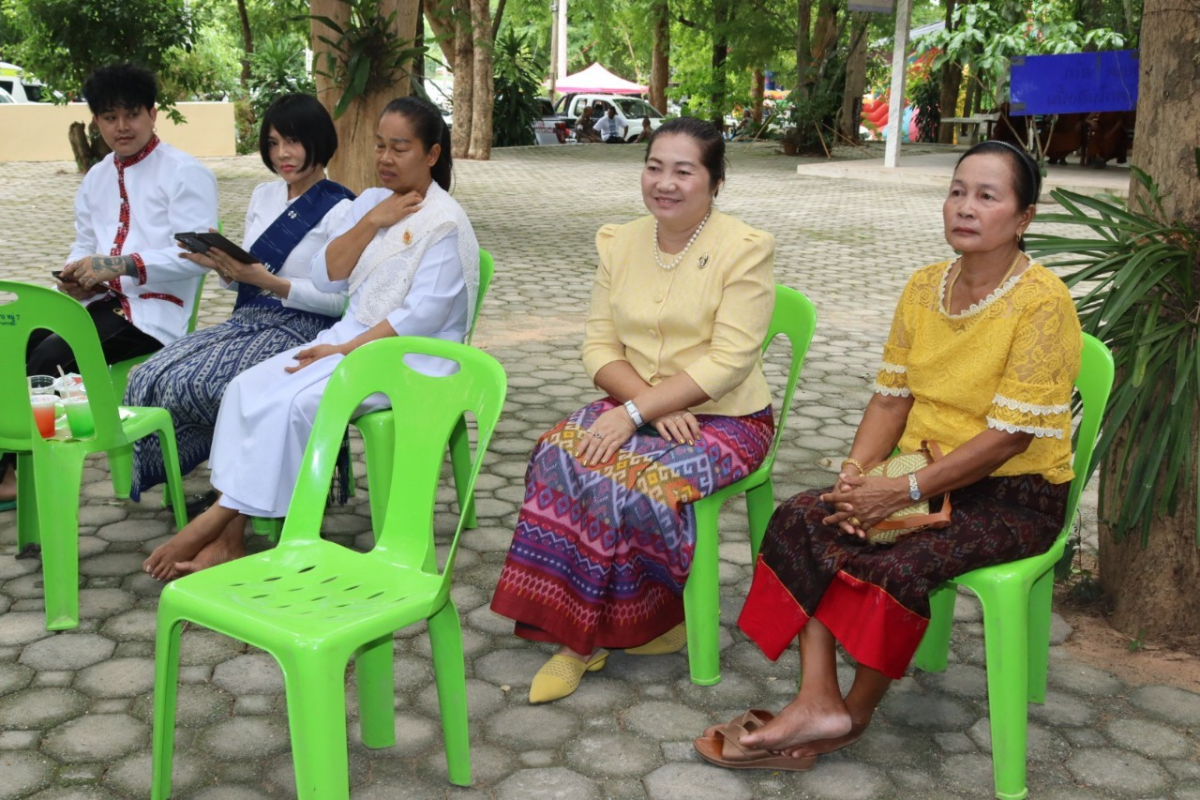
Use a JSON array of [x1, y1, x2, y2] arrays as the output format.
[[987, 292, 1081, 438], [873, 275, 920, 397]]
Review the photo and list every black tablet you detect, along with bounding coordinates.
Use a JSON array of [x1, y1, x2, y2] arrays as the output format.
[[196, 232, 257, 264]]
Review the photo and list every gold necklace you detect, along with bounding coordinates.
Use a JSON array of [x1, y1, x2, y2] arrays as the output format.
[[946, 250, 1025, 312]]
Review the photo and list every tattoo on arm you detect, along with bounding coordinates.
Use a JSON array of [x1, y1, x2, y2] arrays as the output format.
[[89, 255, 138, 281]]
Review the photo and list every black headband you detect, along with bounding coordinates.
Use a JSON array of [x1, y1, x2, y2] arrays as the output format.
[[980, 140, 1041, 203]]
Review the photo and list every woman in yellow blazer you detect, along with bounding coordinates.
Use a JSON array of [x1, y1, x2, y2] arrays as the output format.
[[491, 117, 776, 703]]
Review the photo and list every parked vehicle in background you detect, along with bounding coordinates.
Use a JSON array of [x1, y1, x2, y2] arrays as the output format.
[[554, 94, 664, 142], [533, 97, 572, 145], [0, 87, 14, 104], [0, 62, 47, 103]]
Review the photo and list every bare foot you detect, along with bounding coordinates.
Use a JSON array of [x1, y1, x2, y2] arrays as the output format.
[[173, 515, 247, 575], [738, 695, 854, 752], [0, 464, 16, 503], [783, 721, 870, 758], [143, 502, 239, 580]]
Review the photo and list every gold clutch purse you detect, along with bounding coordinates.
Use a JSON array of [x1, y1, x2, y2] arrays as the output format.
[[863, 441, 952, 545]]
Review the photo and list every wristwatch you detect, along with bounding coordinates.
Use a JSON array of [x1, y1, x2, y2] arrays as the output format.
[[907, 472, 922, 502], [624, 399, 644, 427]]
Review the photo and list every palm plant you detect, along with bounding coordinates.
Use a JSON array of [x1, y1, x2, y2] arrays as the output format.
[[1025, 168, 1200, 545]]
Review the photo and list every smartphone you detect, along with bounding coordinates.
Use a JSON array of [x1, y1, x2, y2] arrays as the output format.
[[175, 232, 211, 255], [51, 270, 76, 283], [196, 232, 256, 264]]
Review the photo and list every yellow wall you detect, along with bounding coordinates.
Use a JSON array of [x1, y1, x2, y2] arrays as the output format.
[[0, 101, 236, 162]]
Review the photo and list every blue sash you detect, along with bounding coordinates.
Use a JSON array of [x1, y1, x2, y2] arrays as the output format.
[[235, 179, 356, 319]]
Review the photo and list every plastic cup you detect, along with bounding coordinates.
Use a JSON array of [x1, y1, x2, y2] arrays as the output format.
[[28, 375, 56, 395], [30, 395, 58, 438], [62, 395, 95, 438], [55, 373, 84, 396]]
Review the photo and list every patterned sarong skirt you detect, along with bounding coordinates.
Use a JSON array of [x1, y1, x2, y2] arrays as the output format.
[[491, 398, 774, 654], [125, 305, 331, 500], [738, 474, 1067, 679]]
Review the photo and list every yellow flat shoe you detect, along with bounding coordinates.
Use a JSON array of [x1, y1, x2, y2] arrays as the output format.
[[529, 650, 608, 704], [625, 623, 687, 655]]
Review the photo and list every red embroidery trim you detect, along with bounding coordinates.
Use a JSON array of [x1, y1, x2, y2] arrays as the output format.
[[106, 136, 161, 324], [140, 292, 184, 308]]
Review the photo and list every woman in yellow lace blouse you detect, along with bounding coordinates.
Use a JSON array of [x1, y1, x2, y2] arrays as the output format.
[[694, 140, 1081, 772]]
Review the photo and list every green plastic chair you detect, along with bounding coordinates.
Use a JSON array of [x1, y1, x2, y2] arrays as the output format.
[[912, 333, 1114, 800], [108, 271, 207, 400], [682, 284, 817, 685], [150, 337, 507, 799], [0, 281, 188, 630], [107, 272, 207, 502], [251, 249, 495, 542]]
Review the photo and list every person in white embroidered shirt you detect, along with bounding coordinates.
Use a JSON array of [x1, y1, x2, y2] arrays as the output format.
[[594, 106, 628, 143], [0, 63, 217, 508], [142, 96, 479, 581]]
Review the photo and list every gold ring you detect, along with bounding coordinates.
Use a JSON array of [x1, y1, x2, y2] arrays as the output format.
[[848, 516, 861, 527]]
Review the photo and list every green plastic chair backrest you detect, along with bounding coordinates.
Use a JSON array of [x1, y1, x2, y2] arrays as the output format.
[[188, 272, 206, 332], [762, 285, 818, 453], [0, 281, 126, 452], [278, 336, 506, 598], [1067, 333, 1114, 524], [467, 249, 494, 346]]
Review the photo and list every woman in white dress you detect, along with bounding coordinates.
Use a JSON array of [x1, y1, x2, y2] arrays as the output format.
[[143, 96, 479, 580]]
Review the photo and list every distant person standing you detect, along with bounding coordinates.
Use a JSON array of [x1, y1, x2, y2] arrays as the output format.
[[595, 106, 628, 143]]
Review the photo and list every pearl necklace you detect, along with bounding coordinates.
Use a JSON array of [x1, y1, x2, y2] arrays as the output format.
[[653, 211, 711, 271]]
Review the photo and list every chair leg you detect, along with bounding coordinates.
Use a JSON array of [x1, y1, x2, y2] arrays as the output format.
[[355, 635, 396, 749], [150, 613, 184, 800], [33, 444, 85, 630], [913, 582, 957, 673], [975, 582, 1032, 800], [428, 601, 471, 786], [449, 415, 477, 530], [744, 480, 775, 562], [683, 497, 722, 686], [108, 443, 134, 500], [15, 453, 39, 554], [357, 416, 396, 545], [280, 652, 353, 800], [1026, 569, 1055, 704], [153, 425, 188, 531]]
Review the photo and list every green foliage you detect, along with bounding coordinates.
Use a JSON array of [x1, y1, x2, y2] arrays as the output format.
[[1025, 171, 1200, 547], [909, 73, 941, 143], [927, 0, 1126, 106], [5, 0, 202, 107], [310, 0, 426, 119], [491, 30, 545, 148], [248, 34, 316, 119]]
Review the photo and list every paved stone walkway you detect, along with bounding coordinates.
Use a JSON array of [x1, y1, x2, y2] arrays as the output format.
[[1, 142, 1197, 799]]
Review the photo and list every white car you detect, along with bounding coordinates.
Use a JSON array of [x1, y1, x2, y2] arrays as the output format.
[[0, 87, 14, 104], [0, 62, 47, 102], [555, 94, 664, 142]]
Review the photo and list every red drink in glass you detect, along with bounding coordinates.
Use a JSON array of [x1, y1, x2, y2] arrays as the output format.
[[30, 396, 57, 438]]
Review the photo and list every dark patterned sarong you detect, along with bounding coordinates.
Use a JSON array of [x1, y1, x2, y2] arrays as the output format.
[[491, 398, 774, 654], [738, 474, 1067, 679], [125, 305, 333, 500]]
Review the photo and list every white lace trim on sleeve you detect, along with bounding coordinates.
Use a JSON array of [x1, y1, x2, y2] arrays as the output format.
[[987, 417, 1065, 438], [873, 383, 911, 397], [991, 394, 1070, 416], [880, 361, 907, 374]]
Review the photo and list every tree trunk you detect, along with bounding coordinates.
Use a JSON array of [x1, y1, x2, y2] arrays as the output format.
[[752, 68, 765, 124], [649, 0, 670, 114], [413, 0, 426, 94], [425, 0, 456, 57], [796, 0, 813, 96], [236, 0, 254, 94], [311, 0, 420, 193], [491, 0, 507, 41], [467, 0, 493, 160], [710, 0, 731, 126], [839, 13, 869, 141], [1098, 0, 1200, 641], [451, 3, 474, 158], [936, 0, 961, 144]]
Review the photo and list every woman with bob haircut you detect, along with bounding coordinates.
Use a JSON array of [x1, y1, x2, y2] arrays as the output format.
[[125, 93, 355, 506], [143, 95, 479, 580]]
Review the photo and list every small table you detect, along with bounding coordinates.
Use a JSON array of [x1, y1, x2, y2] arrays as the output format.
[[940, 114, 1000, 145]]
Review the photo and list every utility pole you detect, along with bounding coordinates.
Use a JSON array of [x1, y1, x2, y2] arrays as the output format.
[[549, 1, 559, 98], [556, 0, 568, 79]]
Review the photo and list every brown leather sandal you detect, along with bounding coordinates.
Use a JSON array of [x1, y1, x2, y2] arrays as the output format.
[[693, 709, 819, 772]]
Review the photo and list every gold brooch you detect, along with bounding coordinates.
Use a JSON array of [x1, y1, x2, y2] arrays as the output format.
[[403, 230, 413, 246], [697, 254, 710, 270]]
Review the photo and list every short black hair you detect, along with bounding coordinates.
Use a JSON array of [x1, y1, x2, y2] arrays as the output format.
[[83, 63, 158, 116], [259, 94, 338, 173], [955, 140, 1041, 250], [645, 116, 727, 194], [381, 96, 453, 192]]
